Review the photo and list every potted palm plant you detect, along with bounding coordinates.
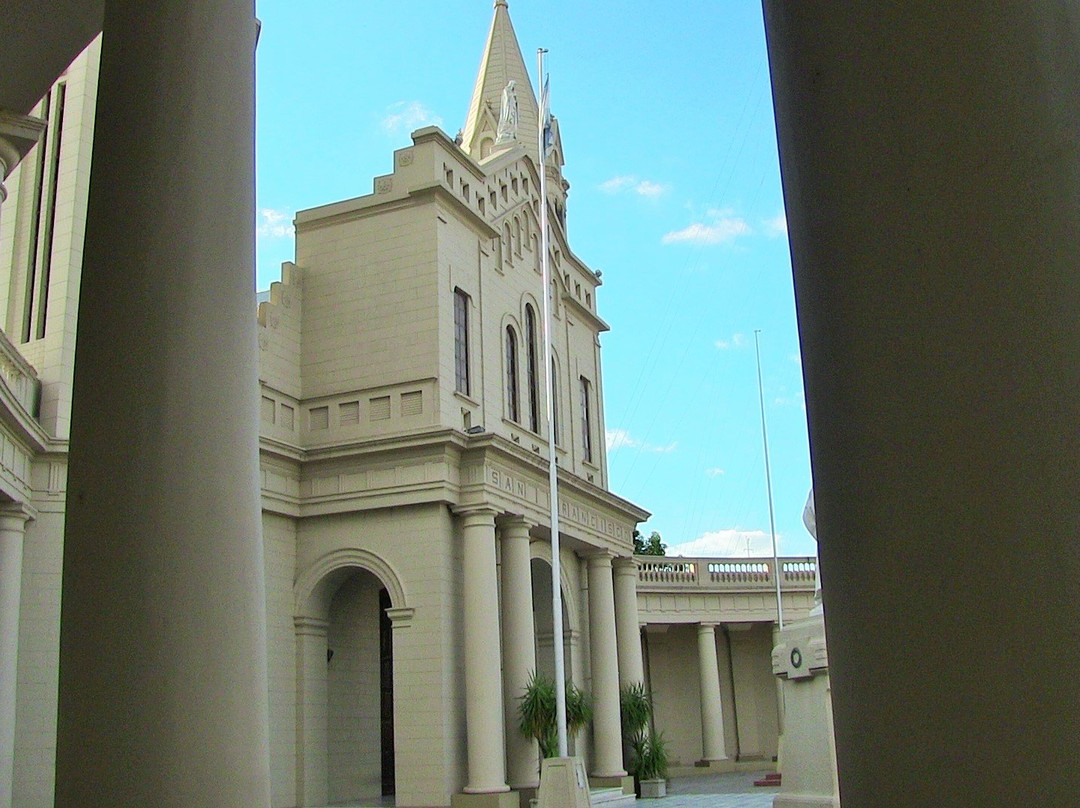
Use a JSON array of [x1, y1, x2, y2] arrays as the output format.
[[621, 682, 670, 798]]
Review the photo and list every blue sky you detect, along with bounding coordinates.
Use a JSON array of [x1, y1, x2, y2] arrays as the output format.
[[254, 0, 816, 558]]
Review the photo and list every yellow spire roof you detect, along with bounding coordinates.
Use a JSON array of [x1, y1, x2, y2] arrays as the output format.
[[461, 0, 539, 161]]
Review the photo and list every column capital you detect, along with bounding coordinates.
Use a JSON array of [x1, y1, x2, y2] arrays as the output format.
[[496, 513, 535, 532], [0, 111, 47, 202], [386, 607, 415, 627], [585, 550, 616, 568], [293, 615, 329, 636], [698, 621, 720, 632], [455, 505, 500, 524], [0, 502, 35, 526], [612, 556, 640, 575]]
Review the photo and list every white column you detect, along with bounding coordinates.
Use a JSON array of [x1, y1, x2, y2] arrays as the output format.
[[763, 2, 1080, 804], [587, 553, 626, 778], [461, 509, 510, 794], [294, 617, 329, 808], [0, 506, 31, 808], [696, 623, 727, 762], [499, 517, 538, 789], [53, 2, 271, 805], [612, 557, 645, 689]]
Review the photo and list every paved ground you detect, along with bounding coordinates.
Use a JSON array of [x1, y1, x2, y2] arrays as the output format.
[[659, 770, 780, 807], [327, 769, 781, 807]]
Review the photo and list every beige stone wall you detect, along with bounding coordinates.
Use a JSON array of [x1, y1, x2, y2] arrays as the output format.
[[296, 202, 439, 404], [262, 511, 297, 807], [729, 623, 780, 760], [12, 461, 66, 807], [646, 624, 703, 767], [0, 37, 99, 441]]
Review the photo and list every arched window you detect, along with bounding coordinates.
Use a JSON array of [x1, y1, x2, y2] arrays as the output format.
[[525, 305, 540, 432], [454, 289, 470, 396], [580, 376, 593, 462], [505, 326, 519, 422], [479, 137, 493, 159], [503, 223, 512, 263], [551, 357, 560, 445], [514, 217, 522, 256]]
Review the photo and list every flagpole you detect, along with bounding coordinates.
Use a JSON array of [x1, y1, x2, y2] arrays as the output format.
[[538, 48, 568, 758], [755, 329, 784, 629]]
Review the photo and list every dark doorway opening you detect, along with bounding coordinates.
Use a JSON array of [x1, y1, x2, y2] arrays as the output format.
[[380, 587, 395, 796]]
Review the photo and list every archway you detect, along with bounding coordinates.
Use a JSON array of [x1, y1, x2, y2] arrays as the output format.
[[294, 551, 410, 807], [530, 557, 579, 754]]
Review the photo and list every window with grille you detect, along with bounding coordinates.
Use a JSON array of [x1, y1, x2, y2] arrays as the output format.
[[454, 289, 470, 396]]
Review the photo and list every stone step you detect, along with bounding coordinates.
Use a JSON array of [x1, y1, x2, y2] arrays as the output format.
[[590, 786, 636, 806]]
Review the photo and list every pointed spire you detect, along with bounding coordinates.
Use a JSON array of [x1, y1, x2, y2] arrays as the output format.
[[461, 0, 539, 162]]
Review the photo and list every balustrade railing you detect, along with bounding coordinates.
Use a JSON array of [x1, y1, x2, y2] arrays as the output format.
[[636, 555, 817, 591]]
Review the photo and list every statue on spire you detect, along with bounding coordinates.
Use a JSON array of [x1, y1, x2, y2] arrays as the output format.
[[495, 80, 519, 144]]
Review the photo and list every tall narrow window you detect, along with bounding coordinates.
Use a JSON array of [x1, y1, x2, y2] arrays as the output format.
[[551, 358, 559, 445], [505, 326, 519, 422], [525, 305, 539, 432], [454, 289, 470, 395], [580, 376, 593, 463]]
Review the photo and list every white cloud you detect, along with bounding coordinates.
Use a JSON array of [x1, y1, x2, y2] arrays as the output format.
[[662, 216, 751, 246], [599, 175, 667, 198], [714, 333, 746, 350], [634, 180, 665, 198], [381, 101, 442, 135], [600, 175, 636, 193], [705, 468, 726, 477], [257, 208, 294, 239], [763, 212, 788, 237], [605, 428, 676, 454], [667, 528, 781, 558]]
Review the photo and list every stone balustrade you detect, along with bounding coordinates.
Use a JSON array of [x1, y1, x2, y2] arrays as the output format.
[[0, 327, 40, 417], [636, 555, 817, 591]]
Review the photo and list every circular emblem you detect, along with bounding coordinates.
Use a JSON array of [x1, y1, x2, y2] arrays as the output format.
[[790, 648, 803, 669]]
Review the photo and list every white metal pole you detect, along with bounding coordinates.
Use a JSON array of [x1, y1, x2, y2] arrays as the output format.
[[755, 329, 784, 629], [538, 48, 568, 757]]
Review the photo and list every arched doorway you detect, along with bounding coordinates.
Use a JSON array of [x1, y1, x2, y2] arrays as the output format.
[[530, 557, 578, 754], [326, 569, 394, 803], [294, 551, 409, 807]]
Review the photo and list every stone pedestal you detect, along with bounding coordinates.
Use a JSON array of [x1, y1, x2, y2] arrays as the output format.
[[771, 612, 838, 808]]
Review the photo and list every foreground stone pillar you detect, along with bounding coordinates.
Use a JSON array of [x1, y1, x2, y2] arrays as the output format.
[[294, 617, 329, 808], [763, 2, 1080, 804], [696, 623, 727, 763], [499, 517, 539, 790], [612, 557, 644, 688], [587, 554, 626, 780], [458, 509, 511, 798], [53, 2, 271, 805], [0, 507, 30, 808]]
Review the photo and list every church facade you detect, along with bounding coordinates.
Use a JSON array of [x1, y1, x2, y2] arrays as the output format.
[[0, 4, 812, 808]]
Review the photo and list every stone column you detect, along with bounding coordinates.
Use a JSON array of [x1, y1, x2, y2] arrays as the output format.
[[499, 516, 538, 790], [696, 623, 727, 763], [587, 553, 626, 778], [762, 2, 1080, 804], [0, 506, 31, 808], [294, 617, 330, 808], [461, 509, 510, 794], [53, 2, 271, 806], [612, 557, 645, 689]]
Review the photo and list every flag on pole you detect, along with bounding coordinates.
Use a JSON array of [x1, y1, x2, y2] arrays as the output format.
[[539, 75, 555, 158]]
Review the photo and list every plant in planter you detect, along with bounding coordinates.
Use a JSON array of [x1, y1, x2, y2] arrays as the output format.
[[518, 671, 592, 759], [620, 682, 670, 798]]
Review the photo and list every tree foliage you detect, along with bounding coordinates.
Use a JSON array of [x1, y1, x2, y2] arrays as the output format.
[[633, 529, 666, 556]]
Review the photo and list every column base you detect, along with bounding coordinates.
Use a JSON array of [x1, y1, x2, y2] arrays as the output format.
[[773, 796, 839, 808], [452, 790, 519, 808], [588, 774, 634, 794], [695, 757, 735, 772], [510, 785, 537, 808]]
